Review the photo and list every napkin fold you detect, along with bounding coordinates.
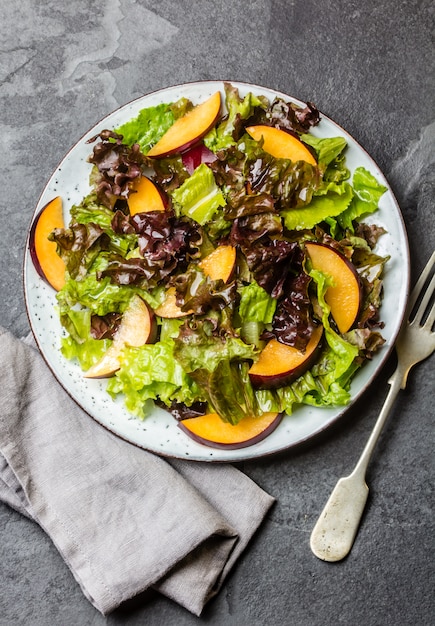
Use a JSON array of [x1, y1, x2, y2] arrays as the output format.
[[0, 327, 274, 616]]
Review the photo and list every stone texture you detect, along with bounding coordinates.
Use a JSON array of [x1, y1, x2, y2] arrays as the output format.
[[0, 1, 434, 624]]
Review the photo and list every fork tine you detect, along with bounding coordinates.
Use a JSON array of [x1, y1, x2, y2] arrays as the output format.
[[412, 270, 435, 326], [408, 250, 435, 311], [426, 301, 435, 331]]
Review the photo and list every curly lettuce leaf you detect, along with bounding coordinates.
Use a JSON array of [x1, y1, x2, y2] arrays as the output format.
[[50, 221, 106, 280], [59, 307, 112, 370], [255, 366, 354, 416], [57, 255, 161, 316], [70, 195, 137, 256], [99, 211, 203, 289], [87, 131, 145, 207], [172, 267, 237, 316], [107, 339, 203, 418], [240, 238, 301, 299], [262, 271, 315, 351], [212, 134, 321, 220], [247, 98, 320, 135], [173, 320, 257, 374], [252, 267, 360, 416]]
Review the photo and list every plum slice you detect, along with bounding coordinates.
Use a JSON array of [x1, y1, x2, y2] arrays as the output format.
[[154, 287, 193, 319], [29, 196, 66, 291], [198, 245, 236, 283], [84, 295, 157, 378], [249, 324, 324, 389], [179, 411, 282, 449], [305, 242, 362, 334], [147, 91, 221, 158], [128, 176, 167, 215], [246, 125, 317, 165]]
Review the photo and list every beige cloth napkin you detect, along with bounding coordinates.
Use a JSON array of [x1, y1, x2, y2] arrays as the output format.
[[0, 326, 274, 616]]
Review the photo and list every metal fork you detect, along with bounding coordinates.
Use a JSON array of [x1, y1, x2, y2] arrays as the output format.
[[310, 250, 435, 562]]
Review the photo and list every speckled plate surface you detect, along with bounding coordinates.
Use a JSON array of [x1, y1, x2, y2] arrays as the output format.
[[23, 81, 410, 462]]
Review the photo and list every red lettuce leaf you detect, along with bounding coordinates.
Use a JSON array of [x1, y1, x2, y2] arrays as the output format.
[[262, 271, 315, 350], [90, 312, 122, 339], [102, 210, 203, 287], [50, 222, 106, 279], [246, 97, 320, 135], [156, 399, 208, 421], [171, 268, 237, 316], [87, 130, 145, 208], [240, 237, 300, 299]]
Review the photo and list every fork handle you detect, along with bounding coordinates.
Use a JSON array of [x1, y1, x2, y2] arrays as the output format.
[[310, 368, 403, 562], [353, 367, 403, 478]]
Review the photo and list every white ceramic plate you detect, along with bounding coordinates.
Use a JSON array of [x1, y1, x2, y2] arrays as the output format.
[[24, 80, 410, 462]]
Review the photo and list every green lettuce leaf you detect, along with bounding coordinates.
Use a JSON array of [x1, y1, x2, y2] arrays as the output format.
[[254, 368, 349, 416], [190, 361, 260, 425], [171, 163, 226, 225], [115, 103, 176, 154], [172, 318, 259, 423], [107, 339, 203, 418], [59, 307, 112, 370], [238, 280, 277, 324], [173, 324, 258, 374], [337, 167, 387, 230], [58, 273, 132, 316], [282, 181, 354, 230], [204, 83, 267, 151], [300, 134, 347, 167], [57, 254, 161, 316], [238, 280, 277, 347]]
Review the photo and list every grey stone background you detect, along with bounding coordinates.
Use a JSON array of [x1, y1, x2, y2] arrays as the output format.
[[1, 1, 434, 624]]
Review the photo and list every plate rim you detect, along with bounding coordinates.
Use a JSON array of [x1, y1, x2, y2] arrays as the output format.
[[23, 79, 411, 462]]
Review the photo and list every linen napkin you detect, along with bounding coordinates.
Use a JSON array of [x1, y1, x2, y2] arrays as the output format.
[[0, 326, 275, 616]]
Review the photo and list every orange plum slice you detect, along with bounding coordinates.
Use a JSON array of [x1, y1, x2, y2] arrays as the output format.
[[249, 324, 324, 388], [128, 176, 166, 215], [29, 196, 66, 291], [147, 91, 221, 158], [305, 242, 362, 334], [179, 411, 282, 449], [246, 125, 317, 165]]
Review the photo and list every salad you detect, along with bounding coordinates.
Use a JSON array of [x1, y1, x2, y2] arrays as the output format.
[[46, 82, 389, 443]]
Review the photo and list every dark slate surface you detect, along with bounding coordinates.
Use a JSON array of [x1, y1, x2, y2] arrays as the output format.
[[1, 1, 434, 624]]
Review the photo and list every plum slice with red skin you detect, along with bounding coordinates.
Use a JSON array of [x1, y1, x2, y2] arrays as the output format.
[[249, 324, 324, 389], [128, 176, 167, 215], [179, 411, 283, 449], [147, 92, 222, 158], [29, 196, 66, 291]]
